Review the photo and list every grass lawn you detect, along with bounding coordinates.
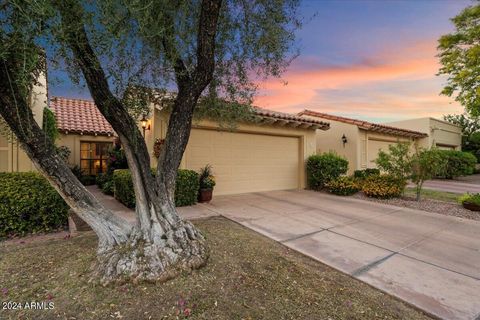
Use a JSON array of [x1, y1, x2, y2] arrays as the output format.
[[405, 187, 460, 203], [0, 217, 431, 320]]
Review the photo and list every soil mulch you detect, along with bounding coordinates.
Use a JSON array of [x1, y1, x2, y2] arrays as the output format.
[[0, 217, 432, 320], [352, 192, 480, 221]]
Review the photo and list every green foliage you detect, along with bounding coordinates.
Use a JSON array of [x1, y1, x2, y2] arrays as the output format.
[[375, 142, 413, 180], [362, 175, 407, 199], [353, 168, 380, 179], [438, 4, 480, 116], [0, 172, 69, 238], [411, 148, 448, 201], [458, 193, 480, 206], [96, 144, 129, 195], [42, 107, 59, 142], [199, 164, 216, 190], [444, 113, 480, 160], [438, 150, 477, 178], [113, 169, 199, 208], [306, 152, 349, 190], [325, 176, 360, 196]]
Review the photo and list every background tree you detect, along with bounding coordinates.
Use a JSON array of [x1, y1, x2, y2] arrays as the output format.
[[438, 3, 480, 116], [375, 142, 413, 182], [444, 113, 480, 161], [0, 0, 300, 283]]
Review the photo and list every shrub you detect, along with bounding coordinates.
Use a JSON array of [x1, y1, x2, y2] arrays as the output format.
[[438, 150, 477, 178], [113, 169, 199, 208], [362, 175, 407, 199], [458, 193, 480, 206], [411, 148, 447, 201], [306, 152, 349, 190], [0, 172, 69, 238], [325, 176, 360, 196], [375, 142, 413, 180], [199, 164, 216, 190], [353, 168, 380, 179]]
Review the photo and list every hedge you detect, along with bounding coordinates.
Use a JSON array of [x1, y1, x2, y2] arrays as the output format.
[[0, 172, 69, 238], [112, 169, 199, 208], [353, 168, 380, 179], [325, 176, 360, 196], [439, 150, 477, 179], [306, 152, 349, 190]]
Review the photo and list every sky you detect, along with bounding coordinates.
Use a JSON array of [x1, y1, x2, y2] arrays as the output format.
[[49, 0, 472, 124]]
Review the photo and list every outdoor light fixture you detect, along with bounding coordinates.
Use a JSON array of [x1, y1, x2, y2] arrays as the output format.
[[341, 134, 347, 147], [141, 115, 151, 137]]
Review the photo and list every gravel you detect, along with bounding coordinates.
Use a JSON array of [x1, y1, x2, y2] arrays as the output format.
[[351, 192, 480, 221]]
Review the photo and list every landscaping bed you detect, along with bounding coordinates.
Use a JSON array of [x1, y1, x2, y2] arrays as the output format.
[[0, 217, 431, 320]]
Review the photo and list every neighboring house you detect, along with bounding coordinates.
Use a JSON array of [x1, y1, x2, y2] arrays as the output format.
[[141, 104, 329, 195], [298, 110, 428, 173], [0, 73, 48, 172], [50, 97, 116, 175], [386, 118, 462, 151]]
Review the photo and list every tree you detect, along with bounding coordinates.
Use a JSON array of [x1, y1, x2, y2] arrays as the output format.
[[444, 113, 480, 160], [438, 3, 480, 116], [375, 142, 413, 181], [411, 149, 447, 201], [0, 0, 300, 283]]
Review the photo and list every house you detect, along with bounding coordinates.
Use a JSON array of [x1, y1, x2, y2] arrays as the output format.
[[386, 118, 462, 151], [50, 97, 116, 175], [298, 109, 429, 173], [0, 72, 48, 172]]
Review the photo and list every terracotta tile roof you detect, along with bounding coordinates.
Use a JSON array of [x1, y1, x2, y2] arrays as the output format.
[[50, 97, 115, 136], [253, 107, 330, 130], [298, 109, 428, 138]]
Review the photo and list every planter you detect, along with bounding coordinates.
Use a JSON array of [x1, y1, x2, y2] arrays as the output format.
[[198, 188, 213, 203], [463, 201, 480, 211]]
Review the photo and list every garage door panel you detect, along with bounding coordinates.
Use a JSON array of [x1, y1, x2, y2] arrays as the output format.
[[184, 129, 300, 195], [368, 139, 393, 169]]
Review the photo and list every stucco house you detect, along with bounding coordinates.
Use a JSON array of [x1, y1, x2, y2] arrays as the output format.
[[386, 118, 462, 151], [0, 73, 48, 172], [298, 110, 432, 173]]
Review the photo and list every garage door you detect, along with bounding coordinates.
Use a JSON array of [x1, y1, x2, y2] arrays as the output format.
[[367, 139, 393, 168], [184, 129, 300, 195]]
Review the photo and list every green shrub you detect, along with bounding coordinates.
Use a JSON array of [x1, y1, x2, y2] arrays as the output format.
[[0, 172, 69, 238], [458, 193, 480, 206], [353, 168, 380, 179], [438, 150, 477, 178], [306, 152, 349, 190], [325, 176, 360, 196], [362, 175, 406, 199], [113, 169, 199, 208]]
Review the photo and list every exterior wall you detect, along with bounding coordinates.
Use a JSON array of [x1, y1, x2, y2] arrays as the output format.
[[0, 72, 48, 173], [56, 133, 115, 168], [387, 118, 462, 150], [302, 116, 360, 175], [151, 109, 317, 191]]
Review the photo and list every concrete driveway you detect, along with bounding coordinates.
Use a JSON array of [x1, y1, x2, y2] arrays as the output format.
[[201, 190, 480, 320]]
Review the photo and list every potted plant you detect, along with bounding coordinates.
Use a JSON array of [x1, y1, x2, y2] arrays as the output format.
[[458, 193, 480, 211], [198, 164, 216, 203]]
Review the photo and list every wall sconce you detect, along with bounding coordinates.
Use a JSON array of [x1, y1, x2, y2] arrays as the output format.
[[341, 134, 348, 147], [141, 115, 151, 137]]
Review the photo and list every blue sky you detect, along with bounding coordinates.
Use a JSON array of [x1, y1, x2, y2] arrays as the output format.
[[49, 0, 472, 123]]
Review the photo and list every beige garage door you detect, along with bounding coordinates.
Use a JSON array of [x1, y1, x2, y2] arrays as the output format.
[[367, 139, 393, 168], [184, 129, 300, 195]]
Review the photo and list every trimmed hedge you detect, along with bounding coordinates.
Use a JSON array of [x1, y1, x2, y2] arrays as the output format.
[[439, 150, 477, 179], [0, 172, 69, 238], [362, 175, 406, 199], [113, 169, 199, 208], [325, 176, 360, 196], [306, 152, 349, 190]]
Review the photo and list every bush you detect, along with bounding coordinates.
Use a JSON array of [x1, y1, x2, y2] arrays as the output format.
[[325, 176, 360, 196], [362, 175, 406, 199], [306, 152, 349, 190], [0, 172, 69, 238], [113, 169, 199, 208], [458, 193, 480, 206], [353, 168, 380, 179], [438, 150, 477, 178]]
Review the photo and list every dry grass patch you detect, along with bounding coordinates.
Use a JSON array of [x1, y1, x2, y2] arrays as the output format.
[[0, 217, 431, 320]]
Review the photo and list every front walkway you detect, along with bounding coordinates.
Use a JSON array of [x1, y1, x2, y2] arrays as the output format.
[[203, 190, 480, 320]]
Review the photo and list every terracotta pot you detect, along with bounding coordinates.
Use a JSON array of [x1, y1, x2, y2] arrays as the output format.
[[198, 189, 213, 203], [463, 201, 480, 212]]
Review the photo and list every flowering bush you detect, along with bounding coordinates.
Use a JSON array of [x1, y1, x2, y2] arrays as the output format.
[[325, 176, 360, 196], [362, 175, 406, 199]]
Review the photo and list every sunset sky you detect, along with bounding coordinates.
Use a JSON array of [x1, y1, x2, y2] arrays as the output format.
[[50, 0, 471, 123]]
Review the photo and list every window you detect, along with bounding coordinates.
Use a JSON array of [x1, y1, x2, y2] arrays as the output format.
[[80, 142, 111, 175]]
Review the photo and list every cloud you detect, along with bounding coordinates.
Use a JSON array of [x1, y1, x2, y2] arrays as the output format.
[[253, 39, 463, 121]]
